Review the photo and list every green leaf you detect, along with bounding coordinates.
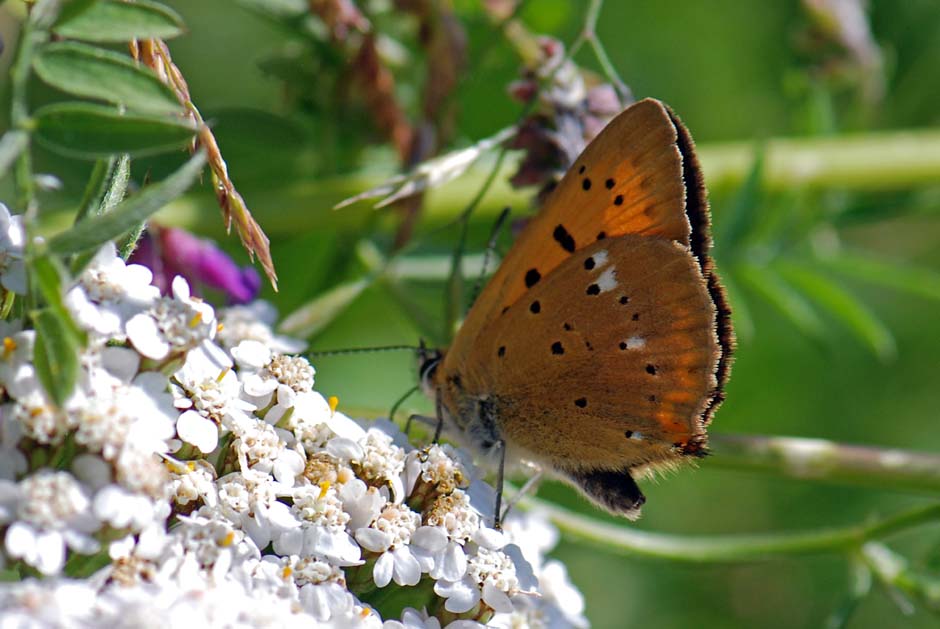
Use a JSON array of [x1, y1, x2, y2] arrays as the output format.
[[235, 0, 307, 18], [53, 0, 185, 42], [74, 154, 131, 223], [279, 277, 371, 339], [736, 262, 826, 342], [778, 262, 897, 361], [0, 131, 29, 180], [717, 146, 765, 250], [34, 42, 182, 114], [48, 150, 206, 256], [31, 254, 86, 344], [31, 308, 80, 408], [821, 251, 940, 303], [32, 102, 196, 158]]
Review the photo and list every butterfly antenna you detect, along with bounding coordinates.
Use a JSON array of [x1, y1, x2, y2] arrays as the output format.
[[306, 345, 421, 358], [468, 206, 511, 310]]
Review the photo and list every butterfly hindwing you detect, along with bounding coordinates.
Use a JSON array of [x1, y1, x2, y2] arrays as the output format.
[[459, 235, 718, 472]]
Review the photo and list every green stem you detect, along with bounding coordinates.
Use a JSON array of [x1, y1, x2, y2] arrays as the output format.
[[708, 433, 940, 494], [701, 128, 940, 192], [524, 498, 940, 563], [8, 0, 62, 211], [152, 127, 940, 240]]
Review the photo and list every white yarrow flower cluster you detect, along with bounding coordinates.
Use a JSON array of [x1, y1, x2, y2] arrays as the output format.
[[0, 238, 589, 626]]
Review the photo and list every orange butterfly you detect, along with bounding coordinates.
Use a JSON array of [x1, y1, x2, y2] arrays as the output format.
[[419, 98, 734, 522]]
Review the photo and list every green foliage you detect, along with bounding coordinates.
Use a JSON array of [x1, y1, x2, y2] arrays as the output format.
[[53, 0, 185, 42], [31, 103, 196, 158], [31, 308, 80, 407], [33, 42, 183, 114], [48, 150, 206, 255]]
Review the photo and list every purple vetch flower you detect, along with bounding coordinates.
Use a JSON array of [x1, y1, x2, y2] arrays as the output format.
[[130, 226, 261, 304]]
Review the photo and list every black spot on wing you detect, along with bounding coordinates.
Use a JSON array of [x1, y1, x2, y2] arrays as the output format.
[[586, 283, 600, 296], [553, 225, 576, 253], [574, 397, 587, 408], [551, 341, 564, 355], [524, 268, 541, 288], [530, 300, 541, 314]]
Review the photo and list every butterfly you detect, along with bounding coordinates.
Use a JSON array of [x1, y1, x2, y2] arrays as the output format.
[[418, 98, 734, 523]]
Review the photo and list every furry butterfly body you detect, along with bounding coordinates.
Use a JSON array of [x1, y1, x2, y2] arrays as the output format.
[[421, 98, 733, 519]]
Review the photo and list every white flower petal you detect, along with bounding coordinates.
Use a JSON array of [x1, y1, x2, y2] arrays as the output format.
[[326, 437, 364, 461], [100, 346, 140, 382], [176, 410, 219, 453], [413, 525, 448, 552], [392, 547, 421, 586], [356, 527, 393, 553], [126, 313, 169, 359], [482, 582, 513, 613], [435, 577, 480, 614], [473, 526, 506, 550], [373, 550, 394, 587], [273, 527, 304, 556], [230, 339, 271, 368], [437, 542, 468, 582], [34, 529, 66, 575]]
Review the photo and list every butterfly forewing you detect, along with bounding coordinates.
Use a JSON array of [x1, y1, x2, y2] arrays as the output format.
[[451, 99, 692, 350]]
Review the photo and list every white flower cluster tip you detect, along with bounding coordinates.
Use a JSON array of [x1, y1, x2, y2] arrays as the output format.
[[0, 233, 589, 628]]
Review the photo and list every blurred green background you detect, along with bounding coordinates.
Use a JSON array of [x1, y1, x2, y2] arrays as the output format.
[[2, 1, 940, 627]]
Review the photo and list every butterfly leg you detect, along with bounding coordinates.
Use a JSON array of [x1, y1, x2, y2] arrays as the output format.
[[432, 393, 445, 443], [493, 438, 506, 530], [499, 468, 544, 524], [405, 414, 436, 436], [564, 467, 646, 520]]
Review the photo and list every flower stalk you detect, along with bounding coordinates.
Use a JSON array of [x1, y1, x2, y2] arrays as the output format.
[[527, 498, 940, 563], [708, 433, 940, 494]]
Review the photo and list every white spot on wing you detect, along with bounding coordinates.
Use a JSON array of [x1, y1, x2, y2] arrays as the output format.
[[596, 267, 617, 292], [625, 336, 645, 350], [630, 432, 644, 440], [593, 250, 609, 267]]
